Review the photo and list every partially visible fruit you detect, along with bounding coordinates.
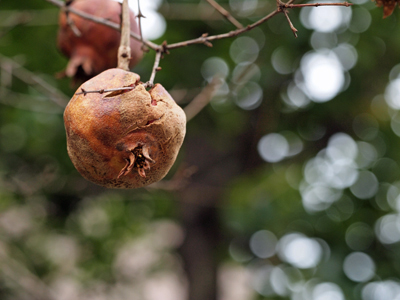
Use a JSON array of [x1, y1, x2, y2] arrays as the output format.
[[375, 0, 400, 18], [57, 0, 142, 83]]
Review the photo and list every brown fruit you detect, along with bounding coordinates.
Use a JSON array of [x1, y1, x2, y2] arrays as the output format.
[[375, 0, 400, 17], [57, 0, 142, 82], [64, 68, 186, 189]]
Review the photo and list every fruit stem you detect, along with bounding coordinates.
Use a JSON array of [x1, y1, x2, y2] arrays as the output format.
[[117, 0, 131, 71], [142, 50, 162, 88]]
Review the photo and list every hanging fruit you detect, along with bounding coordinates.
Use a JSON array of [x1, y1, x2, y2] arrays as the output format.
[[57, 0, 142, 83], [375, 0, 400, 18], [63, 68, 186, 189]]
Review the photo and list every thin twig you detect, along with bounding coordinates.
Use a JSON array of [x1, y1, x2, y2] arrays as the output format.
[[75, 86, 135, 95], [64, 1, 81, 37], [166, 1, 352, 49], [118, 0, 131, 70], [281, 1, 352, 7], [206, 0, 243, 29], [74, 49, 161, 94], [166, 9, 280, 49], [147, 164, 198, 191], [46, 0, 352, 52], [45, 0, 160, 51], [65, 12, 81, 36], [0, 251, 57, 300], [136, 0, 147, 51], [0, 54, 69, 107], [282, 9, 298, 37], [143, 50, 162, 88], [0, 89, 63, 114], [184, 76, 223, 122]]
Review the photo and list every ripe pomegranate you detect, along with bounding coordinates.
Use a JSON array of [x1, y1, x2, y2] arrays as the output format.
[[57, 0, 142, 82], [64, 68, 186, 189]]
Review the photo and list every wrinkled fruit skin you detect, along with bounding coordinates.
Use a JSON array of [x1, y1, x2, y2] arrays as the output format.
[[64, 68, 186, 189], [57, 0, 142, 82]]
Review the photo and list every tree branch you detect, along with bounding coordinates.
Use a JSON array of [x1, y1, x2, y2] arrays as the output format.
[[282, 9, 298, 37], [46, 0, 352, 54], [281, 1, 352, 7], [143, 50, 162, 88], [75, 86, 135, 96], [74, 48, 163, 94], [206, 0, 243, 29], [147, 164, 198, 191], [0, 54, 69, 107], [165, 1, 352, 50], [136, 0, 147, 51], [184, 76, 223, 122], [117, 0, 131, 70], [65, 11, 81, 36], [165, 9, 281, 50]]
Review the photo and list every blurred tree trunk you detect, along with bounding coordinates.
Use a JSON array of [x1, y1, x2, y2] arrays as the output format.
[[177, 110, 266, 300], [179, 192, 220, 300]]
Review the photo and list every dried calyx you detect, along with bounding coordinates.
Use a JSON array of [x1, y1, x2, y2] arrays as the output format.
[[64, 68, 186, 189], [118, 144, 155, 178]]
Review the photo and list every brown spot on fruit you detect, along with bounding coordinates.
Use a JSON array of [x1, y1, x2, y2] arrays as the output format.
[[64, 68, 186, 189], [57, 0, 142, 83]]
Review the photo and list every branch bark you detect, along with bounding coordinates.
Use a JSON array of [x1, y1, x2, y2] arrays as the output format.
[[0, 54, 69, 107], [143, 50, 162, 88], [206, 0, 243, 29], [184, 76, 223, 122], [117, 0, 131, 70], [46, 0, 352, 53], [136, 0, 146, 50], [166, 9, 281, 50]]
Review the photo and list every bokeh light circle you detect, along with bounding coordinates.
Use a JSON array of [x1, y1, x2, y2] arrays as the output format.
[[375, 214, 400, 244], [278, 233, 323, 269], [343, 252, 375, 282], [250, 230, 278, 259], [362, 281, 400, 300], [230, 36, 260, 64], [298, 51, 345, 102], [345, 222, 374, 251], [385, 78, 400, 110], [127, 0, 166, 40], [350, 170, 379, 199], [234, 81, 263, 110], [258, 133, 289, 163], [313, 282, 345, 300], [201, 57, 230, 82]]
